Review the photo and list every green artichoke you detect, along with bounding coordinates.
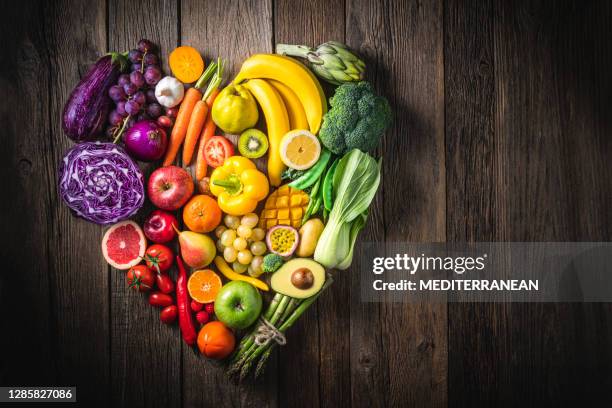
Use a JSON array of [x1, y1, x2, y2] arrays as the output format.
[[276, 41, 366, 85]]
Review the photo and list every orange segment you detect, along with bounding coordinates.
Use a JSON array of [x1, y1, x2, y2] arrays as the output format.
[[169, 46, 205, 83], [188, 269, 222, 303]]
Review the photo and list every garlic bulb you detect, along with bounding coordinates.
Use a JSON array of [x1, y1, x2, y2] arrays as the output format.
[[155, 76, 184, 108]]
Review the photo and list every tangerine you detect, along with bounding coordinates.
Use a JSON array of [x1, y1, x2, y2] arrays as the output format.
[[183, 194, 222, 233], [187, 269, 222, 303]]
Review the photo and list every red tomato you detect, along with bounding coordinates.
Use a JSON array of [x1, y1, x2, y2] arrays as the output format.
[[204, 303, 214, 315], [204, 136, 234, 168], [145, 244, 174, 273], [149, 292, 174, 308], [160, 305, 178, 324], [156, 273, 175, 294], [191, 300, 204, 312], [126, 265, 155, 292], [196, 310, 210, 325]]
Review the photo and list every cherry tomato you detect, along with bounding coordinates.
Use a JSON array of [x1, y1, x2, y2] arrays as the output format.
[[126, 265, 155, 292], [196, 310, 210, 325], [149, 292, 174, 308], [156, 273, 175, 294], [157, 115, 173, 128], [165, 107, 179, 118], [191, 300, 204, 312], [204, 136, 234, 168], [160, 305, 178, 324], [145, 244, 174, 273], [204, 303, 214, 315]]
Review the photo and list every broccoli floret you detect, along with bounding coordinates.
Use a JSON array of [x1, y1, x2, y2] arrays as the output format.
[[319, 81, 392, 155], [262, 254, 285, 273]]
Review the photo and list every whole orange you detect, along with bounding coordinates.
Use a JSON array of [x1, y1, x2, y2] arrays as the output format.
[[183, 194, 222, 233], [197, 321, 236, 359]]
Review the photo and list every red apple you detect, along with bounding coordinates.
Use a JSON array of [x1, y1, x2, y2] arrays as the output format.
[[143, 210, 178, 243], [147, 166, 194, 210]]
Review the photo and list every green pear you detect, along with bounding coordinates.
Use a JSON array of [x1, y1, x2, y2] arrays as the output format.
[[174, 226, 216, 268]]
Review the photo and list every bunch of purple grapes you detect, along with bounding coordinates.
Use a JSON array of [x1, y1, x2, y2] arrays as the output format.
[[106, 39, 167, 139]]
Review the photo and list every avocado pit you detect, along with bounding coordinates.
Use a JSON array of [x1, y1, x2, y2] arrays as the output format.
[[291, 268, 314, 289]]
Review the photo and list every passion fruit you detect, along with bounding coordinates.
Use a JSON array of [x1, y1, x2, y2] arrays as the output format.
[[265, 225, 299, 257]]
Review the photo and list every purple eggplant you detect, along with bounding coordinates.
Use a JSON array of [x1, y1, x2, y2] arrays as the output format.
[[62, 52, 127, 142]]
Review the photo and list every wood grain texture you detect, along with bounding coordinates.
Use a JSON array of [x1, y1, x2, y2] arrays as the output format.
[[273, 1, 348, 406], [2, 0, 612, 406], [44, 2, 111, 405], [446, 0, 612, 406], [0, 0, 57, 389], [0, 0, 111, 406], [108, 1, 181, 407], [179, 1, 276, 407], [347, 1, 447, 407]]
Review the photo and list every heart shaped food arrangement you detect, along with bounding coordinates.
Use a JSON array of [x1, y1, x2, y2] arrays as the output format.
[[59, 39, 392, 381]]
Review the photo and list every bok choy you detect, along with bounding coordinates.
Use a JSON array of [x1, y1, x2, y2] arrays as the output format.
[[314, 149, 381, 269]]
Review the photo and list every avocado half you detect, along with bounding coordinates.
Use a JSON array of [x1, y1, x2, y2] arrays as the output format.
[[270, 258, 326, 299]]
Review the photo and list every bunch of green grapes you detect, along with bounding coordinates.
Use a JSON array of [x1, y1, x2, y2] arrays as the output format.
[[215, 213, 267, 277]]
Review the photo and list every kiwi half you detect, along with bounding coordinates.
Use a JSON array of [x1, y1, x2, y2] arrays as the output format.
[[238, 128, 269, 159]]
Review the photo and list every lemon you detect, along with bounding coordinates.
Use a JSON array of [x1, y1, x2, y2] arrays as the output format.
[[279, 130, 321, 170]]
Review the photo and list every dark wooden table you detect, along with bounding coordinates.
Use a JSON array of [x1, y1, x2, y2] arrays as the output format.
[[2, 0, 612, 407]]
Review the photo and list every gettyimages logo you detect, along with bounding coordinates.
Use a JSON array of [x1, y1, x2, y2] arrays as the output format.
[[372, 253, 488, 275]]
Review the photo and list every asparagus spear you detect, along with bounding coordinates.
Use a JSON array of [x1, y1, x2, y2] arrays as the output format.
[[237, 277, 334, 380]]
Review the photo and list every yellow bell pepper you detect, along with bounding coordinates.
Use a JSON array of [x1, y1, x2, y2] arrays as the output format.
[[209, 156, 269, 215]]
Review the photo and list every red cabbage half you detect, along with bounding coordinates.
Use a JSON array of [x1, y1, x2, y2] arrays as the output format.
[[58, 142, 145, 224]]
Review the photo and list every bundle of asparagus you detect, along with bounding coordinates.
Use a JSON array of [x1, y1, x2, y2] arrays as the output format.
[[227, 276, 333, 381]]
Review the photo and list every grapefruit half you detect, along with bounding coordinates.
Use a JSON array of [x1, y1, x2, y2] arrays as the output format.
[[102, 220, 146, 269]]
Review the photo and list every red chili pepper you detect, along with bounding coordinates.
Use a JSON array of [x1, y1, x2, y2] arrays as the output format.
[[176, 256, 197, 346], [156, 273, 175, 294]]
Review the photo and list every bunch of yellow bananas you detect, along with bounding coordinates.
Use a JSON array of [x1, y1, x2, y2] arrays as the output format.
[[233, 54, 327, 186]]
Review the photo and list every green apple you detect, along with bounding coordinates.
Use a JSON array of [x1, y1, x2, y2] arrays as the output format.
[[214, 281, 262, 329]]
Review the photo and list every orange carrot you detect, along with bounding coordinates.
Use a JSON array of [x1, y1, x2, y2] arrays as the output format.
[[163, 87, 201, 166], [205, 88, 220, 107], [195, 89, 220, 180], [182, 100, 209, 165], [162, 61, 219, 166]]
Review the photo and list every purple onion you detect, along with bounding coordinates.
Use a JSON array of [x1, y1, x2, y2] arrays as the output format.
[[123, 120, 167, 161]]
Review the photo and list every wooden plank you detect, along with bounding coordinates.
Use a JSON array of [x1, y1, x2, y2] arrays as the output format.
[[446, 0, 612, 406], [0, 0, 111, 403], [0, 0, 57, 389], [273, 1, 348, 406], [347, 0, 447, 407], [108, 1, 181, 407], [179, 1, 277, 407], [44, 1, 111, 404]]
